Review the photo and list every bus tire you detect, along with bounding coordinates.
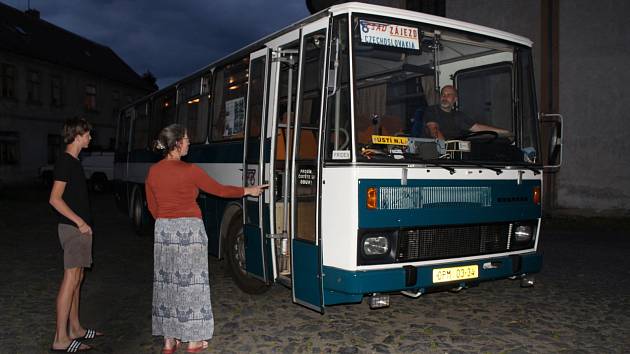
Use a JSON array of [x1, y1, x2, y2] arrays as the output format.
[[131, 187, 153, 237], [225, 213, 270, 294]]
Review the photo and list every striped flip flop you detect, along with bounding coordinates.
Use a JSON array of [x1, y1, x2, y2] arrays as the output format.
[[81, 329, 103, 340], [50, 339, 91, 352]]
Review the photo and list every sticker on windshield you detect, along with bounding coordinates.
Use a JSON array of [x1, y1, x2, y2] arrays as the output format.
[[332, 150, 351, 160], [372, 135, 409, 146], [359, 20, 420, 50]]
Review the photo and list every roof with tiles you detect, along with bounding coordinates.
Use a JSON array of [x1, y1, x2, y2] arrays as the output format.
[[0, 2, 153, 90]]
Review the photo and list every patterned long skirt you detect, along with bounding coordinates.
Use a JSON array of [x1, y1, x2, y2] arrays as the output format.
[[152, 217, 214, 341]]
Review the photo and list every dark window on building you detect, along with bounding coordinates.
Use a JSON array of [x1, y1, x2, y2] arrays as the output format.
[[27, 70, 41, 103], [51, 76, 63, 106], [85, 84, 97, 111], [47, 134, 62, 164], [1, 64, 16, 98], [0, 132, 20, 165]]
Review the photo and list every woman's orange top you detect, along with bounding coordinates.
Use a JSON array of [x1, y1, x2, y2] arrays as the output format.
[[145, 159, 244, 219]]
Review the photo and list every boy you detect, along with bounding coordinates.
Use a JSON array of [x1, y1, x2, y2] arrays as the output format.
[[49, 117, 102, 352]]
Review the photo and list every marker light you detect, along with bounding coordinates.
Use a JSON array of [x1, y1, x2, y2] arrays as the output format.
[[533, 186, 541, 205], [367, 187, 377, 209]]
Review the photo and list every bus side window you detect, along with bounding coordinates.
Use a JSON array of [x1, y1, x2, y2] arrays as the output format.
[[132, 103, 149, 150], [116, 111, 131, 158], [151, 90, 176, 139], [177, 78, 206, 144], [211, 57, 249, 141]]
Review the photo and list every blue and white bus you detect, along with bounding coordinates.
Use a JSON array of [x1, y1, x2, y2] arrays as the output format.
[[114, 2, 562, 312]]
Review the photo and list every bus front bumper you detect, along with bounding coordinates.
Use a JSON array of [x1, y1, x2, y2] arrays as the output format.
[[322, 252, 542, 306]]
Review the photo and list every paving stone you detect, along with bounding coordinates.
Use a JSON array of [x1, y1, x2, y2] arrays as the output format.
[[1, 185, 629, 353]]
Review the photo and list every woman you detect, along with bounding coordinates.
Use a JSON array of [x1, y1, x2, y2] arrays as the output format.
[[145, 124, 266, 353]]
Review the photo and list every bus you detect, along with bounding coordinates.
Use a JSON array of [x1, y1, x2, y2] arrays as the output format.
[[114, 2, 563, 312]]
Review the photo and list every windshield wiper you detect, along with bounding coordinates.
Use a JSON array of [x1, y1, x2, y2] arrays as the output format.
[[439, 160, 504, 175], [400, 154, 456, 174], [505, 164, 542, 175]]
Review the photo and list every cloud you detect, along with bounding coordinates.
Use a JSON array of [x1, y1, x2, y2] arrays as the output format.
[[4, 0, 309, 88]]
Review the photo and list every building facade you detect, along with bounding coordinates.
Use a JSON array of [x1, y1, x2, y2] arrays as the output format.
[[0, 3, 154, 182]]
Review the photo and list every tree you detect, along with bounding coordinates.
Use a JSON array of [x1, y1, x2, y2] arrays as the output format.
[[141, 70, 158, 91]]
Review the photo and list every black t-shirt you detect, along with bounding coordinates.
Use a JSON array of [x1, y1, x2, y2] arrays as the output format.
[[423, 105, 476, 139], [53, 152, 92, 226]]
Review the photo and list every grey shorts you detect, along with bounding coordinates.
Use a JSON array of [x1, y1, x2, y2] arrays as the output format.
[[58, 223, 93, 269]]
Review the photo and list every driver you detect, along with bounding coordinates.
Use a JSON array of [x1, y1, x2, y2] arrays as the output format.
[[422, 85, 511, 140]]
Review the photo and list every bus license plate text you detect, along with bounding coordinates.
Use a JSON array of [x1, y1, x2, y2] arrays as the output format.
[[432, 265, 479, 283]]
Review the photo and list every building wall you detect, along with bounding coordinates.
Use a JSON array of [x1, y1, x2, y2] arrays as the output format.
[[556, 0, 630, 212], [0, 51, 147, 181], [445, 0, 541, 121], [446, 0, 630, 213]]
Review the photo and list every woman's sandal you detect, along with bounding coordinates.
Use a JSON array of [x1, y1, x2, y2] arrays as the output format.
[[162, 339, 181, 354], [185, 340, 208, 353]]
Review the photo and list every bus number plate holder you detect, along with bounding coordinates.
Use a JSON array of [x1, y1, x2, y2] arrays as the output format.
[[432, 265, 478, 283]]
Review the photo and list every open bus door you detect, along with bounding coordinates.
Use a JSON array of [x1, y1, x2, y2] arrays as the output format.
[[242, 48, 272, 283], [267, 20, 328, 312], [290, 21, 328, 313]]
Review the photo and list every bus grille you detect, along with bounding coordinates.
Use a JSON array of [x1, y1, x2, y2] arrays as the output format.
[[379, 186, 492, 210], [396, 223, 510, 261]]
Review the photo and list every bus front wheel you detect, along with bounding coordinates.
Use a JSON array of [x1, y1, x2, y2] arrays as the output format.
[[225, 214, 269, 294]]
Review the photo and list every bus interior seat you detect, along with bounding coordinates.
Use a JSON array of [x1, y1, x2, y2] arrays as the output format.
[[275, 128, 318, 161]]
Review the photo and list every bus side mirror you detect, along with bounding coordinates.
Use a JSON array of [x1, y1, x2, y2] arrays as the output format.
[[539, 113, 563, 171]]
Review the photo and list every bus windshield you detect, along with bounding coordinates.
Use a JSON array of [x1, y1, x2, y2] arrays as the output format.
[[347, 15, 539, 166]]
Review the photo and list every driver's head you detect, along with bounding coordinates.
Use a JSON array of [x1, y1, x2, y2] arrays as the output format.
[[439, 85, 458, 112]]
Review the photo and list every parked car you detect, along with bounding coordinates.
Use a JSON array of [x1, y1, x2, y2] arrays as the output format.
[[40, 150, 114, 192]]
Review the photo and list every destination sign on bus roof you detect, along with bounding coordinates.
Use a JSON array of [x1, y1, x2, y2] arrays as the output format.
[[359, 19, 420, 50]]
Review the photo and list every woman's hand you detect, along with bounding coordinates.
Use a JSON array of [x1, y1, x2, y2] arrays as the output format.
[[244, 184, 269, 197]]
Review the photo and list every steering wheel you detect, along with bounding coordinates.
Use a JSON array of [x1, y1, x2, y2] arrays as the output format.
[[458, 130, 498, 142]]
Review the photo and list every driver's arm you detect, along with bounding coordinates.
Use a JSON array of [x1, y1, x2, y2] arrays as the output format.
[[470, 123, 513, 138], [426, 121, 445, 140]]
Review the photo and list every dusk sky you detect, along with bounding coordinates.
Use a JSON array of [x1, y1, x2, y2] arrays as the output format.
[[4, 0, 310, 88]]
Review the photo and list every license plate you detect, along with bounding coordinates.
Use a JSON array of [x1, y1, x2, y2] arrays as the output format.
[[432, 265, 479, 283]]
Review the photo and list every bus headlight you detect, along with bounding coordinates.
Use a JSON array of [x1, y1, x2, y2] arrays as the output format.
[[363, 236, 389, 256], [514, 225, 532, 242]]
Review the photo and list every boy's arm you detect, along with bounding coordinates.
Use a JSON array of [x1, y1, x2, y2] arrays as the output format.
[[49, 181, 92, 235]]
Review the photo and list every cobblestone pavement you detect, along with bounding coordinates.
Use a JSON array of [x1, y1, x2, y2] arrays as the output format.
[[1, 184, 629, 354]]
